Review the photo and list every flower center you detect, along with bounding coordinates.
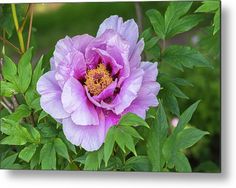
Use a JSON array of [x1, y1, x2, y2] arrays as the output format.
[[85, 63, 113, 96]]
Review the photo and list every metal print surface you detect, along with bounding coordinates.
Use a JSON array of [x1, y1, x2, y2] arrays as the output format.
[[0, 1, 221, 172]]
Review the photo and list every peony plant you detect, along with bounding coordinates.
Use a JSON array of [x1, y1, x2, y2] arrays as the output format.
[[36, 15, 160, 152]]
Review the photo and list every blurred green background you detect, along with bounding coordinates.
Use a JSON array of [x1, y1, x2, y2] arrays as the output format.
[[0, 2, 220, 172]]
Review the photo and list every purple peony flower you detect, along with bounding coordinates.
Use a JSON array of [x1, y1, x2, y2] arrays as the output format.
[[37, 15, 160, 151]]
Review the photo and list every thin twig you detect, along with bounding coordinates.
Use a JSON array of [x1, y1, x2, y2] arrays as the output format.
[[2, 29, 6, 55], [135, 2, 143, 32], [2, 97, 14, 110], [29, 112, 36, 127], [27, 4, 34, 49], [162, 39, 166, 53], [0, 101, 13, 113], [11, 96, 19, 109], [19, 4, 31, 33], [11, 4, 25, 53], [0, 36, 22, 54]]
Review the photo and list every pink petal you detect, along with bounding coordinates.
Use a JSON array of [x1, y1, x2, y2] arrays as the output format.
[[52, 36, 73, 69], [36, 71, 69, 119], [62, 109, 106, 151], [55, 51, 86, 87], [97, 15, 139, 56], [61, 77, 99, 126], [93, 79, 118, 102], [104, 110, 120, 133], [71, 34, 94, 54], [140, 62, 158, 82], [123, 62, 160, 118], [101, 68, 144, 114], [129, 39, 144, 70]]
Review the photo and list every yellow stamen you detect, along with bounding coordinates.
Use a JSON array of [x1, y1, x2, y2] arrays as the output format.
[[85, 64, 112, 96]]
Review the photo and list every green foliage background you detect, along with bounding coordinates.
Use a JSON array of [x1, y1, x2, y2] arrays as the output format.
[[0, 1, 220, 172]]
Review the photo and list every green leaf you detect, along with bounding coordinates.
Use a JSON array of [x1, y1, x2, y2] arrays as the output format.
[[31, 55, 44, 89], [172, 78, 193, 87], [54, 138, 70, 161], [6, 104, 31, 121], [25, 125, 41, 143], [119, 126, 143, 140], [19, 144, 37, 162], [114, 127, 138, 156], [147, 103, 168, 171], [165, 2, 192, 36], [38, 110, 48, 123], [162, 134, 176, 167], [140, 27, 153, 40], [119, 113, 149, 128], [0, 119, 32, 145], [0, 5, 15, 38], [115, 128, 127, 153], [37, 123, 58, 138], [0, 80, 18, 97], [162, 45, 213, 70], [174, 100, 201, 134], [166, 14, 203, 38], [17, 47, 33, 93], [174, 152, 191, 172], [195, 1, 219, 13], [195, 161, 220, 172], [40, 142, 56, 170], [125, 156, 151, 171], [124, 133, 137, 156], [176, 127, 209, 150], [163, 94, 180, 117], [167, 83, 189, 99], [30, 148, 40, 169], [59, 132, 77, 154], [0, 153, 18, 169], [2, 55, 17, 83], [0, 5, 25, 38], [213, 9, 220, 35], [84, 148, 103, 171], [146, 9, 165, 39], [104, 126, 116, 166], [145, 36, 160, 50]]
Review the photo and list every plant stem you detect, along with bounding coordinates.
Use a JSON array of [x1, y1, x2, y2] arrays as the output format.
[[2, 30, 6, 55], [11, 4, 25, 53], [0, 101, 13, 113], [19, 4, 31, 33], [135, 2, 143, 32], [0, 36, 22, 54], [2, 97, 13, 110], [11, 96, 19, 109], [29, 112, 36, 127], [162, 39, 166, 51], [27, 4, 34, 49]]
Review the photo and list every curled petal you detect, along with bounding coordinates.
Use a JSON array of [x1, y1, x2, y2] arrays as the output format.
[[101, 68, 144, 114], [92, 48, 123, 75], [123, 62, 160, 118], [93, 79, 118, 102], [55, 51, 86, 87], [140, 62, 158, 82], [97, 15, 139, 56], [129, 39, 144, 70], [52, 36, 73, 69]]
